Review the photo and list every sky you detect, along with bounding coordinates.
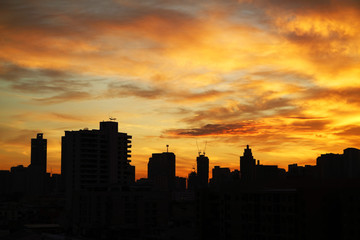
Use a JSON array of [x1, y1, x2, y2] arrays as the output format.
[[1, 0, 360, 179]]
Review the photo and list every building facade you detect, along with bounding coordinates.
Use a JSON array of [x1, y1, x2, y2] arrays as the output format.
[[240, 145, 256, 181], [148, 152, 176, 190], [61, 121, 134, 193], [30, 133, 47, 173], [197, 154, 209, 189]]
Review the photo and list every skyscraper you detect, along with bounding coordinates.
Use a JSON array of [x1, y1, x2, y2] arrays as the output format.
[[197, 154, 209, 188], [25, 133, 48, 195], [240, 145, 256, 181], [61, 121, 134, 193], [148, 151, 175, 190], [30, 133, 47, 173]]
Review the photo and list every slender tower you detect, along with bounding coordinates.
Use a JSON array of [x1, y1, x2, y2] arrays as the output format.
[[197, 154, 209, 188], [240, 145, 256, 181], [30, 133, 47, 173]]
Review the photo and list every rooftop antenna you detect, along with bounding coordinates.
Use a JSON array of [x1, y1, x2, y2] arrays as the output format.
[[166, 144, 169, 153]]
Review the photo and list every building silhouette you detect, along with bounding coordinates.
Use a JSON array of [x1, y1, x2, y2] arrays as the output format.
[[197, 154, 209, 189], [61, 121, 135, 233], [61, 121, 134, 193], [210, 166, 231, 186], [148, 151, 176, 190], [240, 145, 256, 181], [288, 163, 318, 178], [187, 170, 198, 191], [255, 164, 286, 182], [30, 133, 47, 173], [317, 148, 360, 179], [10, 165, 27, 194], [3, 127, 360, 240], [7, 133, 50, 196], [28, 133, 48, 195]]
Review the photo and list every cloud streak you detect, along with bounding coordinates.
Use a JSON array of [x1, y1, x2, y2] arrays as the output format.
[[164, 122, 271, 137], [107, 81, 232, 103]]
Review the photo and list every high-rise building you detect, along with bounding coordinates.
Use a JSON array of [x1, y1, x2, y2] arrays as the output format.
[[30, 133, 47, 173], [61, 121, 134, 193], [343, 148, 360, 178], [197, 154, 209, 188], [316, 148, 360, 179], [240, 145, 256, 181], [148, 151, 175, 190], [27, 133, 48, 195]]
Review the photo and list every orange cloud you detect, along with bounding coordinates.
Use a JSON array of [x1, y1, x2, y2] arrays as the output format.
[[1, 0, 360, 178]]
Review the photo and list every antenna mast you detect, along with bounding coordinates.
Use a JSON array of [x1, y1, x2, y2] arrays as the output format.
[[166, 144, 169, 153]]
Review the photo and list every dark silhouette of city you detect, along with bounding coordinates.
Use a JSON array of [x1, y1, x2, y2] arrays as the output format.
[[1, 120, 360, 239]]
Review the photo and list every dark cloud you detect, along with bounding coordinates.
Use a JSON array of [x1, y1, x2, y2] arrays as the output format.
[[107, 82, 165, 99], [107, 81, 231, 102], [286, 116, 325, 120], [0, 124, 39, 147], [0, 62, 92, 94], [244, 0, 360, 13], [335, 126, 360, 136], [33, 91, 92, 104], [289, 119, 331, 131], [165, 118, 331, 138], [0, 62, 99, 104], [12, 112, 85, 122], [0, 0, 199, 43], [164, 122, 270, 137], [183, 96, 296, 124], [306, 87, 360, 106]]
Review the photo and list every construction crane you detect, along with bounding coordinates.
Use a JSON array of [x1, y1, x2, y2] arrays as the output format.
[[196, 140, 208, 156], [203, 141, 207, 155]]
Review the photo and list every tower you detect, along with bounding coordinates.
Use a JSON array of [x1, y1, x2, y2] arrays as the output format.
[[30, 133, 47, 173], [27, 133, 48, 195], [240, 145, 256, 181], [197, 154, 209, 188], [61, 121, 135, 231], [61, 121, 134, 193], [148, 151, 176, 190]]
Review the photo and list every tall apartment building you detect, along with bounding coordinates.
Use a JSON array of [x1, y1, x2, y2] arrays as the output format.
[[28, 133, 48, 195], [61, 121, 134, 193], [30, 133, 47, 173], [317, 148, 360, 179], [148, 151, 175, 190], [197, 154, 209, 188]]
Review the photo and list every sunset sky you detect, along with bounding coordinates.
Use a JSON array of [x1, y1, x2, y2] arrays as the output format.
[[1, 0, 360, 179]]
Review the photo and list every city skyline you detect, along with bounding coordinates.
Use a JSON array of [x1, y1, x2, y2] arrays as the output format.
[[2, 124, 360, 239], [2, 124, 359, 181], [1, 0, 360, 179]]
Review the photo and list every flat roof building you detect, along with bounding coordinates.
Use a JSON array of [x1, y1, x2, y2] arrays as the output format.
[[148, 151, 176, 190], [197, 154, 209, 188], [61, 121, 134, 193], [30, 133, 47, 173]]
